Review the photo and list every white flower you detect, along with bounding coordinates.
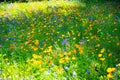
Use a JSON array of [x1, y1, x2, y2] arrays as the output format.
[[72, 71, 77, 77]]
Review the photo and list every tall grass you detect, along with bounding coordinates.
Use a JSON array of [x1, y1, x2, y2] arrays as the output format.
[[0, 1, 120, 80]]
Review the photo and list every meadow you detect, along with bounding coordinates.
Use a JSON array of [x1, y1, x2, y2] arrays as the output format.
[[0, 1, 120, 80]]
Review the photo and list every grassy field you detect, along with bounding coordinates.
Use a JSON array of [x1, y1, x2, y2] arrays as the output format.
[[0, 1, 120, 80]]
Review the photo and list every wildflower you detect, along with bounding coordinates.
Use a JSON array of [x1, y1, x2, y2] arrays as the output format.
[[100, 58, 105, 61], [33, 60, 42, 65], [78, 32, 80, 36], [65, 56, 69, 61], [34, 40, 39, 46], [107, 68, 116, 73], [79, 48, 83, 54], [118, 63, 120, 67], [108, 53, 112, 57], [73, 50, 76, 54], [53, 71, 57, 76], [30, 77, 33, 80], [58, 67, 63, 74], [100, 48, 105, 53], [72, 57, 76, 60], [73, 37, 76, 40], [72, 71, 77, 77], [31, 46, 38, 51], [59, 54, 64, 58], [46, 69, 51, 75], [32, 54, 42, 59], [107, 73, 113, 79], [98, 54, 102, 57], [0, 77, 2, 80], [59, 58, 64, 64], [21, 78, 25, 80]]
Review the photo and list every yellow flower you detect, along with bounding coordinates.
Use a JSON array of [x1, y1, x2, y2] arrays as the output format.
[[72, 57, 76, 60], [32, 54, 42, 59], [58, 67, 63, 74], [100, 57, 105, 61], [53, 65, 58, 70], [73, 37, 76, 40], [101, 48, 105, 53], [79, 48, 83, 54], [59, 54, 64, 58], [33, 47, 38, 51], [118, 63, 120, 67], [59, 58, 64, 64], [107, 73, 113, 79], [73, 50, 76, 55], [31, 46, 38, 51], [65, 56, 70, 61], [34, 40, 39, 46], [108, 53, 112, 57], [98, 54, 102, 57], [33, 60, 42, 65], [107, 67, 116, 73], [95, 44, 100, 47]]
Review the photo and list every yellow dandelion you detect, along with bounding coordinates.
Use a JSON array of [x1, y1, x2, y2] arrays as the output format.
[[31, 46, 38, 51], [79, 49, 83, 54], [58, 67, 63, 74], [33, 60, 42, 65], [101, 48, 105, 53], [98, 54, 102, 57], [118, 63, 120, 67], [32, 54, 42, 59], [65, 56, 70, 61], [72, 57, 76, 60], [100, 57, 105, 61], [107, 67, 116, 73], [107, 73, 113, 79], [59, 58, 64, 64], [34, 40, 39, 46]]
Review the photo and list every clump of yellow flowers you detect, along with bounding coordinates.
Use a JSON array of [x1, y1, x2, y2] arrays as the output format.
[[106, 67, 116, 79]]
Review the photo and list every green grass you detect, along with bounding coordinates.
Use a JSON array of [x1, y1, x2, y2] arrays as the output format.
[[0, 1, 120, 80]]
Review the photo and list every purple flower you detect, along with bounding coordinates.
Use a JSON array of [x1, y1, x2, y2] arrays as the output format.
[[0, 70, 2, 74], [62, 39, 67, 46]]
